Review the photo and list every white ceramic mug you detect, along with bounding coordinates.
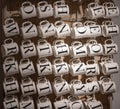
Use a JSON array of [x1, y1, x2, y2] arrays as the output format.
[[85, 96, 103, 109], [101, 59, 119, 75], [3, 77, 19, 95], [53, 77, 70, 97], [1, 38, 19, 57], [3, 18, 20, 37], [36, 39, 53, 58], [3, 57, 19, 76], [53, 1, 69, 18], [70, 41, 88, 58], [19, 58, 35, 77], [68, 96, 84, 109], [85, 2, 105, 19], [103, 39, 118, 55], [85, 78, 100, 95], [85, 60, 100, 76], [53, 58, 69, 76], [20, 96, 35, 109], [70, 79, 86, 96], [86, 40, 103, 56], [36, 77, 52, 96], [20, 1, 37, 19], [99, 76, 116, 94], [37, 1, 53, 19], [103, 2, 119, 18], [37, 58, 52, 76], [102, 20, 119, 37], [53, 40, 70, 57], [38, 20, 56, 38], [3, 95, 19, 109], [21, 21, 38, 39], [69, 58, 86, 76], [21, 77, 36, 96], [54, 21, 71, 38], [54, 97, 69, 109], [20, 40, 37, 58], [37, 96, 52, 109]]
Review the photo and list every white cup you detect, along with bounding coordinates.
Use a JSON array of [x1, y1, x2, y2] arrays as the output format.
[[1, 38, 19, 57], [54, 97, 69, 109], [38, 20, 56, 38], [85, 2, 105, 19], [71, 21, 102, 39], [53, 40, 70, 57], [53, 58, 69, 76], [54, 21, 71, 38], [3, 77, 19, 95], [53, 1, 69, 18], [99, 76, 116, 94], [102, 20, 119, 37], [85, 60, 100, 76], [103, 2, 119, 18], [70, 41, 88, 58], [70, 79, 86, 96], [68, 96, 84, 109], [37, 96, 52, 109], [37, 58, 52, 76], [85, 96, 103, 109], [3, 57, 19, 76], [103, 39, 118, 55], [53, 77, 70, 97], [3, 18, 20, 37], [36, 77, 52, 96], [21, 21, 38, 39], [21, 77, 36, 96], [85, 78, 100, 95], [86, 39, 103, 56], [20, 40, 37, 58], [36, 39, 53, 58], [69, 58, 86, 76], [3, 95, 19, 109], [101, 59, 119, 75], [20, 96, 35, 109], [20, 1, 37, 19], [37, 1, 53, 19], [19, 58, 35, 77]]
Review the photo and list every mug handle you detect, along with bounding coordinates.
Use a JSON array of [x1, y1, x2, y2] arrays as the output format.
[[69, 58, 81, 64], [22, 1, 32, 7], [5, 18, 15, 25], [84, 20, 96, 26], [37, 39, 48, 45], [54, 77, 64, 84], [86, 77, 95, 83], [86, 60, 96, 65], [38, 76, 47, 83], [38, 58, 48, 63], [104, 39, 114, 44], [53, 58, 63, 64], [100, 76, 111, 82], [4, 57, 15, 63], [20, 58, 30, 64], [53, 1, 65, 6], [40, 20, 49, 26], [55, 21, 65, 27], [103, 2, 115, 7], [22, 77, 32, 83], [22, 21, 32, 27], [70, 79, 82, 85], [21, 96, 31, 101], [53, 40, 64, 45], [72, 22, 83, 27], [39, 96, 49, 102], [102, 20, 114, 25], [4, 38, 13, 44], [5, 76, 15, 82], [88, 2, 99, 8], [38, 1, 48, 7], [71, 41, 82, 46], [68, 95, 79, 101], [86, 39, 97, 44], [22, 40, 31, 45]]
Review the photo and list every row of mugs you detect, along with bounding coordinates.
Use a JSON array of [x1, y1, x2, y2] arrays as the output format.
[[3, 18, 119, 38], [3, 57, 119, 77], [3, 95, 103, 109], [3, 76, 116, 97], [1, 38, 118, 58], [85, 2, 119, 19], [11, 1, 119, 20], [20, 1, 69, 19]]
